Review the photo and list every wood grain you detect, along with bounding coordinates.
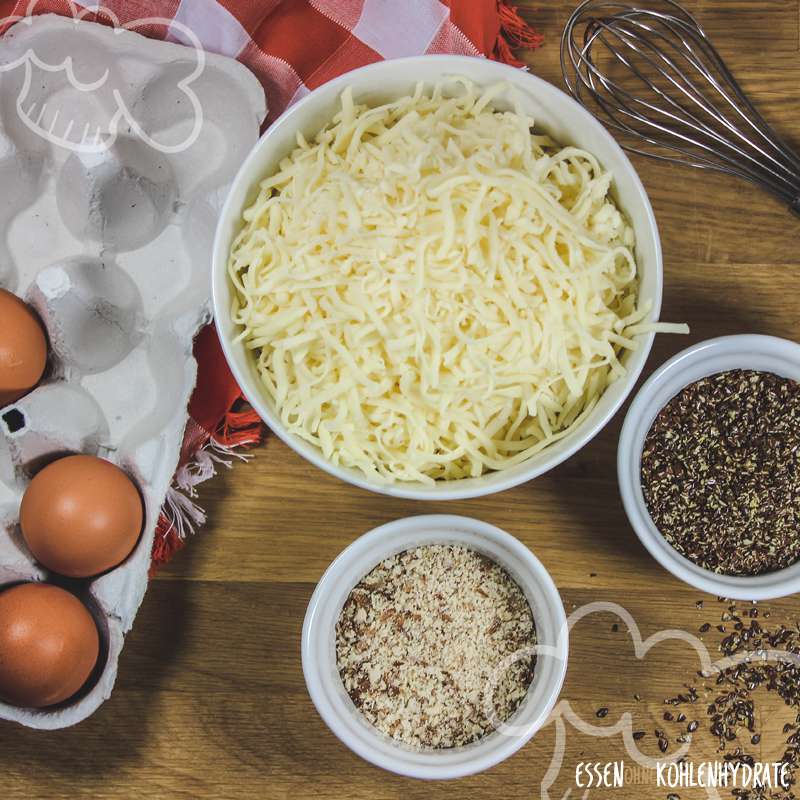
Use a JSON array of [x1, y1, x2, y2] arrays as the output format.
[[3, 2, 800, 798]]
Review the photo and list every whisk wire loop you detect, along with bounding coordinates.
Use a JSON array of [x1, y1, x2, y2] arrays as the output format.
[[561, 0, 800, 212]]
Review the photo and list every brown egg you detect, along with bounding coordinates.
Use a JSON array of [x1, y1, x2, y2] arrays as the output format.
[[0, 289, 48, 407], [0, 583, 99, 708], [20, 455, 144, 578]]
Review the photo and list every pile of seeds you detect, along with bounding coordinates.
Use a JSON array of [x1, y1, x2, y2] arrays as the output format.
[[641, 370, 800, 576], [335, 544, 537, 749], [662, 601, 799, 800]]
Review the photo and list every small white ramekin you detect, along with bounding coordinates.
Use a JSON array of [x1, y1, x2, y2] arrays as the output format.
[[618, 334, 800, 601], [301, 515, 568, 780]]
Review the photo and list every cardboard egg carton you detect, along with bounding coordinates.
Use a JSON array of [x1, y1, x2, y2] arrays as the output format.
[[0, 14, 266, 729]]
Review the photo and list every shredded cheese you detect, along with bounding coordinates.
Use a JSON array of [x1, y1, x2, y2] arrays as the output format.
[[228, 79, 688, 484]]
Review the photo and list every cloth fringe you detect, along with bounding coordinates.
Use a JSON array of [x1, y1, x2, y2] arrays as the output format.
[[494, 1, 544, 67], [150, 512, 186, 568], [150, 407, 265, 574]]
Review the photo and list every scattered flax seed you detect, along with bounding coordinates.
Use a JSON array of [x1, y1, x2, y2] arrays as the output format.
[[665, 608, 800, 799], [596, 707, 609, 718], [641, 370, 800, 576], [335, 544, 536, 749]]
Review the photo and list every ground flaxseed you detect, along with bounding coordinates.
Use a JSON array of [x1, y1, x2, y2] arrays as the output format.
[[641, 370, 800, 576], [335, 544, 537, 749]]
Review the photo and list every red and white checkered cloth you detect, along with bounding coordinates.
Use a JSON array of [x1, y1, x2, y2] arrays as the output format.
[[0, 0, 542, 566]]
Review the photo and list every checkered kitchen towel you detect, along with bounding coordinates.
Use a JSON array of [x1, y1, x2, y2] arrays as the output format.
[[0, 0, 543, 566]]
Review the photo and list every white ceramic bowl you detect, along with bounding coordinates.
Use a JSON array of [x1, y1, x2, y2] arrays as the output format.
[[301, 515, 568, 779], [618, 335, 800, 600], [212, 54, 663, 500]]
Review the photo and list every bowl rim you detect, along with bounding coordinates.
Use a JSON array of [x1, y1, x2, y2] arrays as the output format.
[[212, 53, 663, 500], [618, 334, 800, 600], [300, 514, 569, 779]]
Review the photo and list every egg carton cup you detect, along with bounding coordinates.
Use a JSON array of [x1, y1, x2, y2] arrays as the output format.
[[0, 13, 266, 729]]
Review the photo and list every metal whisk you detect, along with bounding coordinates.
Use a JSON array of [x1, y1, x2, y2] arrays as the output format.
[[561, 0, 800, 213]]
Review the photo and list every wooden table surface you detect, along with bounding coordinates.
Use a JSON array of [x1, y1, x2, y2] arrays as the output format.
[[4, 2, 800, 798]]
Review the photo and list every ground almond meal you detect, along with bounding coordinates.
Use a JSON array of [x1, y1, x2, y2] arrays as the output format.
[[335, 544, 537, 749]]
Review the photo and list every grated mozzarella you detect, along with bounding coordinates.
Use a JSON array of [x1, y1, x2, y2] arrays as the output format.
[[228, 79, 688, 484]]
